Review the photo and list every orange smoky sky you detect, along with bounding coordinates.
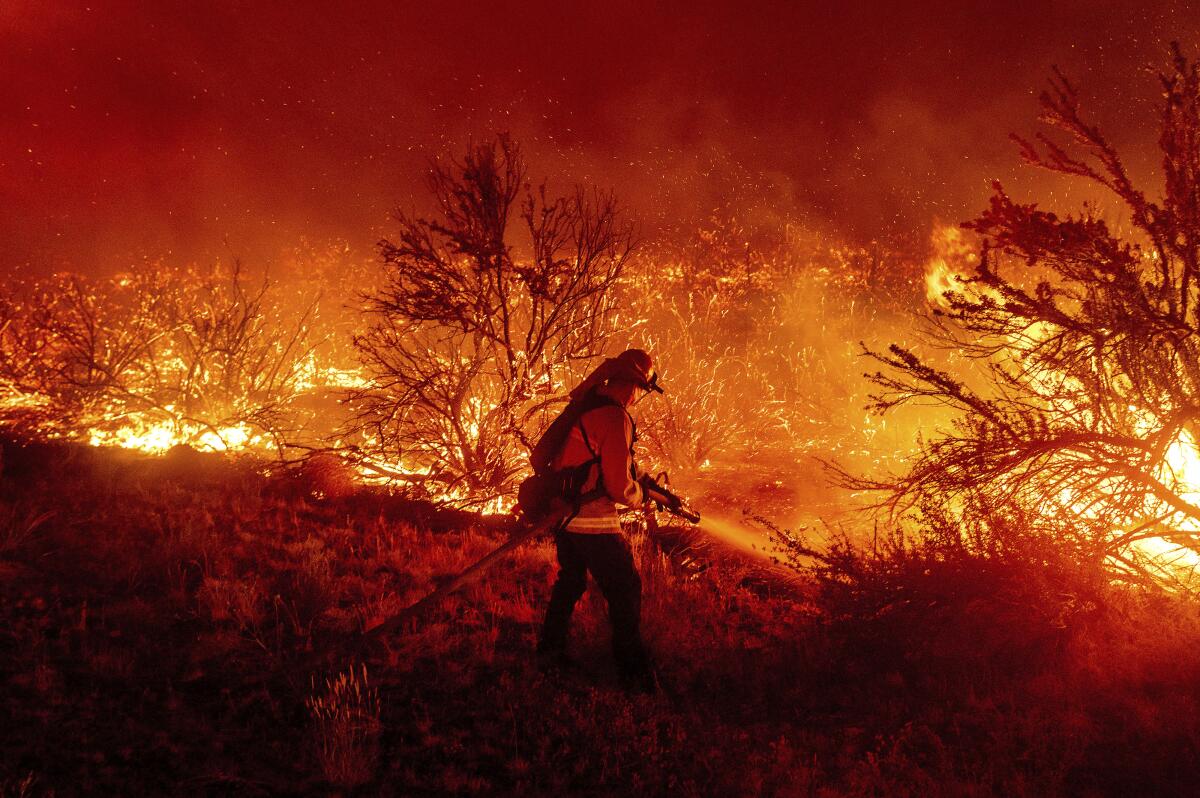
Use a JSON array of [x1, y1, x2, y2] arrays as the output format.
[[2, 0, 1198, 275]]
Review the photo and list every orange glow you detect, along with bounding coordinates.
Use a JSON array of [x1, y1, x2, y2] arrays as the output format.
[[924, 225, 978, 308]]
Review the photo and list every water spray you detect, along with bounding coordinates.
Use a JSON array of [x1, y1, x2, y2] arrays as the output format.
[[640, 474, 782, 564], [694, 515, 778, 564]]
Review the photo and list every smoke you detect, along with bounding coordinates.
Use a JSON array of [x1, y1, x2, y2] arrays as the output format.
[[3, 2, 1198, 276]]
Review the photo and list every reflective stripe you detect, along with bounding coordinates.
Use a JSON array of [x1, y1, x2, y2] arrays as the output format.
[[567, 515, 621, 527], [565, 514, 623, 533]]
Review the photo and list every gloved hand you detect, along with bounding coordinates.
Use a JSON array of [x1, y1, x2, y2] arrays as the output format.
[[638, 474, 681, 511]]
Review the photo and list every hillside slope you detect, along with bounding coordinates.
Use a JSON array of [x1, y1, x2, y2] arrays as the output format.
[[2, 441, 1199, 796]]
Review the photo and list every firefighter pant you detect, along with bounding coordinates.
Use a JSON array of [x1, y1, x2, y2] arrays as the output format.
[[539, 530, 651, 678]]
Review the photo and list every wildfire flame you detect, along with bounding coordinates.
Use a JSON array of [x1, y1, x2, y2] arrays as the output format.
[[1142, 430, 1200, 570], [923, 225, 978, 308], [7, 221, 1199, 555], [923, 226, 1200, 579], [87, 417, 262, 454]]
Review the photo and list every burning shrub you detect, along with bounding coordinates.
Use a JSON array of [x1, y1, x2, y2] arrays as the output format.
[[623, 213, 921, 476], [0, 262, 319, 455], [307, 663, 382, 789], [348, 135, 634, 507], [853, 46, 1200, 591]]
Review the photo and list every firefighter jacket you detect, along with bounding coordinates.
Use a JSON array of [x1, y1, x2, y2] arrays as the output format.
[[552, 403, 643, 534]]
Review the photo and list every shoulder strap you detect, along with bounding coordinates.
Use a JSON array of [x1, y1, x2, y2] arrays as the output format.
[[578, 414, 600, 460], [572, 392, 621, 462], [530, 390, 614, 475], [579, 391, 622, 414], [569, 395, 625, 506]]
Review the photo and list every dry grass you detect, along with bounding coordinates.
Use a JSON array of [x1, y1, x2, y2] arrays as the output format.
[[0, 502, 52, 557], [1, 438, 1199, 795], [307, 664, 382, 788]]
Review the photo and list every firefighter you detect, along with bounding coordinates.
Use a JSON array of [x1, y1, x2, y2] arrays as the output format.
[[537, 348, 662, 692]]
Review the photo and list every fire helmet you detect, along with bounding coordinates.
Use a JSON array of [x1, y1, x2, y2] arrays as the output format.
[[569, 348, 663, 400], [609, 348, 662, 393]]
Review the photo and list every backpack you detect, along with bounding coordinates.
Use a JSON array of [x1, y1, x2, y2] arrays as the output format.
[[516, 391, 623, 523]]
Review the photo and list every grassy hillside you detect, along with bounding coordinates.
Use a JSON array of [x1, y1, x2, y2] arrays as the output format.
[[2, 440, 1199, 796]]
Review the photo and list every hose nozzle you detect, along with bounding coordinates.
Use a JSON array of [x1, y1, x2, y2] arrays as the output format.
[[639, 475, 701, 525]]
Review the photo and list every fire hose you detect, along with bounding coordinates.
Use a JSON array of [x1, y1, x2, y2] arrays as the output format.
[[363, 480, 699, 640]]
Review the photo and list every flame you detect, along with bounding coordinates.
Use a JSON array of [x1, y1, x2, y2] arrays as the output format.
[[1, 359, 365, 456], [1137, 429, 1200, 570], [85, 418, 263, 454], [293, 351, 369, 392], [918, 225, 1200, 580], [924, 225, 978, 307], [8, 222, 1199, 549]]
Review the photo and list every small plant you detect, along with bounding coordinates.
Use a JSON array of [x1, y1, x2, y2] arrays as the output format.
[[0, 502, 53, 557], [354, 589, 403, 633], [277, 542, 336, 634], [197, 576, 267, 634], [306, 663, 382, 789]]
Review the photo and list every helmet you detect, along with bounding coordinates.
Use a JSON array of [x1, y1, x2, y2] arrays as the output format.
[[568, 348, 663, 401], [608, 348, 662, 393]]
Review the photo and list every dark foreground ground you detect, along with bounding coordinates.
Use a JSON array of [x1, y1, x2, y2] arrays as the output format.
[[2, 440, 1200, 796]]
